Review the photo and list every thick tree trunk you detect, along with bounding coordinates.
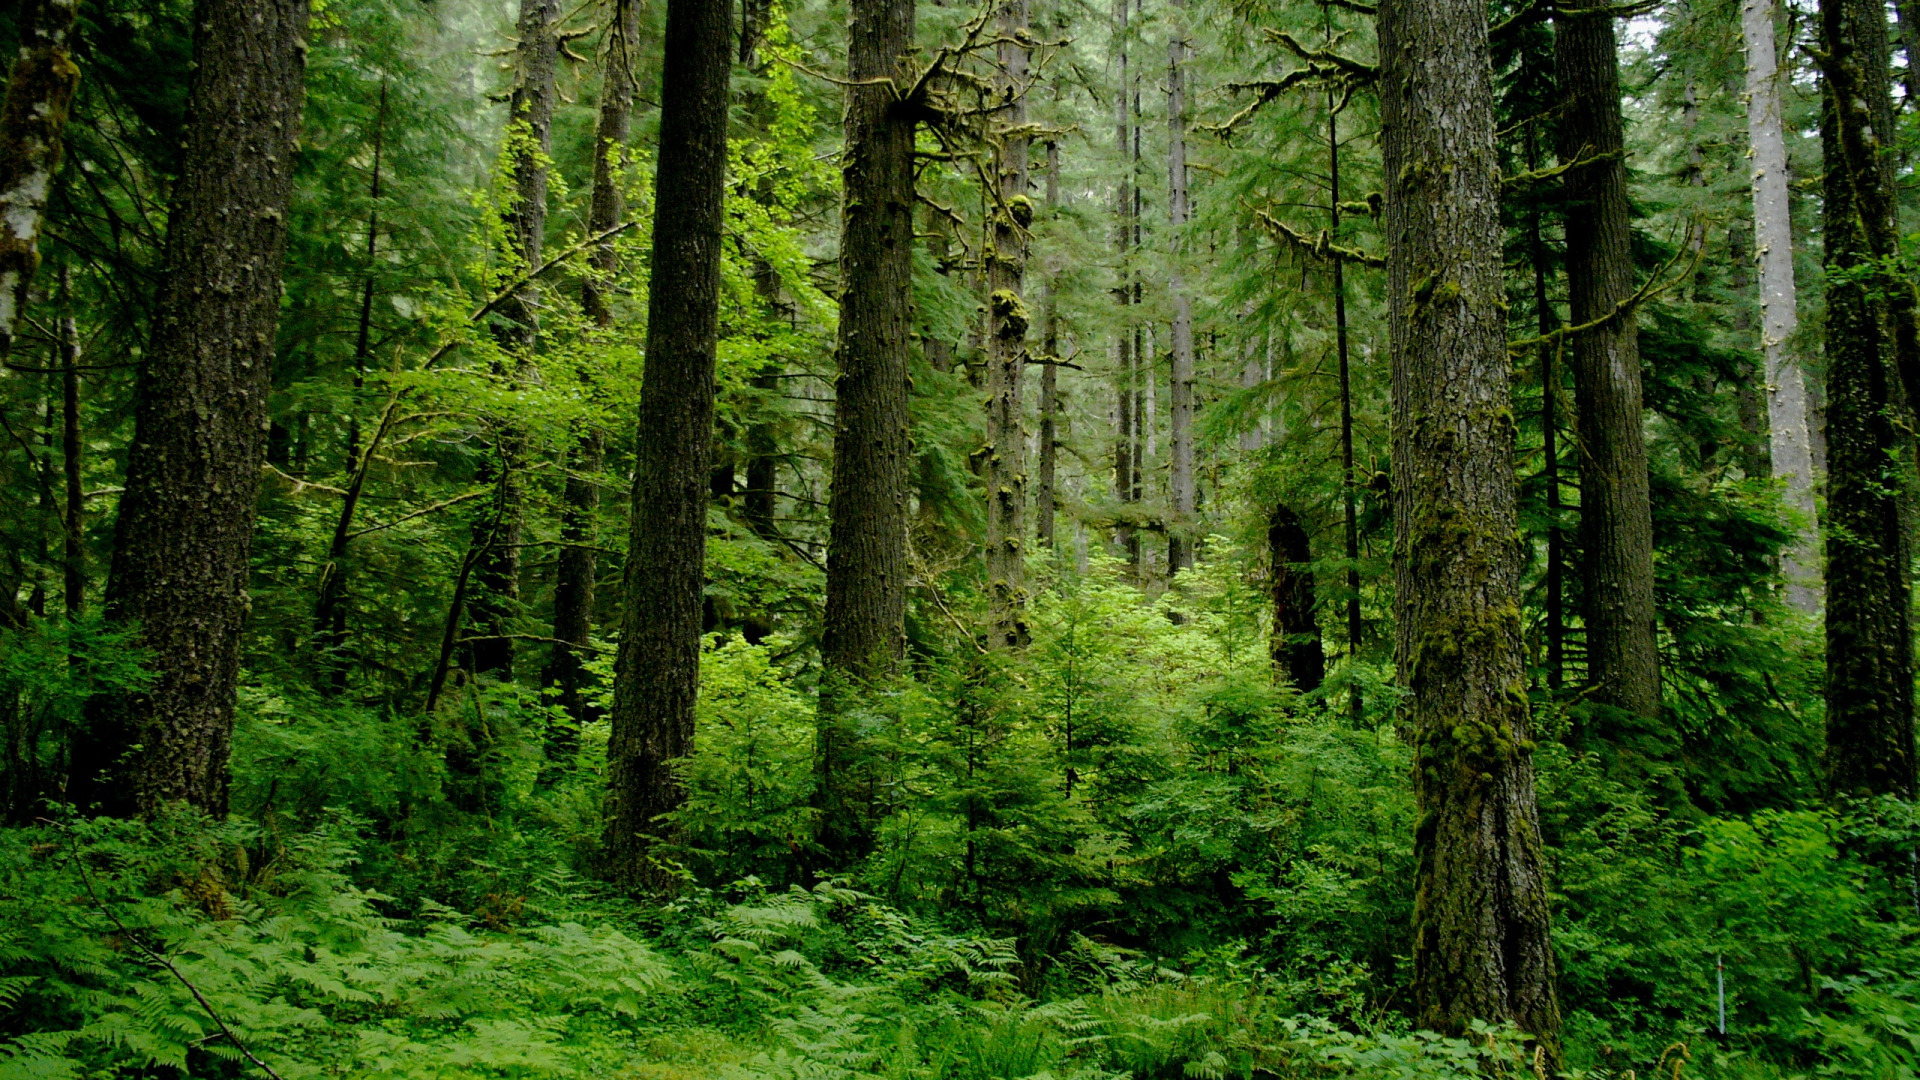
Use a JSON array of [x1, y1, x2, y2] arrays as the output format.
[[1035, 140, 1060, 551], [0, 0, 80, 357], [1166, 0, 1196, 576], [1555, 3, 1661, 720], [603, 0, 731, 888], [817, 0, 916, 858], [1821, 0, 1917, 800], [547, 0, 638, 731], [70, 0, 310, 817], [985, 0, 1032, 648], [1269, 504, 1324, 691], [467, 0, 560, 681], [1380, 0, 1563, 1050], [1743, 0, 1820, 612]]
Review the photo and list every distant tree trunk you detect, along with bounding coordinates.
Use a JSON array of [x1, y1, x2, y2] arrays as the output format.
[[603, 0, 731, 889], [817, 0, 916, 859], [1820, 0, 1917, 800], [58, 266, 81, 616], [1555, 1, 1661, 719], [1112, 0, 1135, 559], [1381, 0, 1563, 1051], [0, 0, 81, 357], [985, 0, 1033, 649], [1269, 504, 1324, 691], [467, 0, 560, 681], [1035, 139, 1061, 552], [314, 79, 387, 688], [1329, 90, 1362, 721], [1744, 0, 1820, 612], [1166, 0, 1196, 577], [70, 0, 310, 817], [1524, 118, 1564, 691], [546, 0, 638, 732]]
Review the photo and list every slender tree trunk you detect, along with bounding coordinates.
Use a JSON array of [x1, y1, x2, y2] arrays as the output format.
[[1525, 122, 1565, 691], [1820, 0, 1917, 800], [1166, 0, 1196, 576], [818, 0, 916, 858], [1744, 0, 1820, 612], [58, 266, 80, 616], [1330, 92, 1362, 721], [603, 0, 731, 888], [70, 0, 310, 817], [466, 0, 560, 681], [1381, 0, 1563, 1049], [0, 0, 81, 357], [1555, 2, 1661, 719], [985, 0, 1033, 648], [314, 80, 388, 687], [1036, 140, 1060, 551], [547, 0, 638, 731], [1270, 503, 1324, 691], [1113, 0, 1135, 559]]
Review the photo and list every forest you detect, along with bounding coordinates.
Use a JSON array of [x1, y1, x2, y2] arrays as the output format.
[[0, 0, 1917, 1074]]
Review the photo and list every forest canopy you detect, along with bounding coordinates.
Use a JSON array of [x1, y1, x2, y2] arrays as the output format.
[[0, 0, 1916, 1076]]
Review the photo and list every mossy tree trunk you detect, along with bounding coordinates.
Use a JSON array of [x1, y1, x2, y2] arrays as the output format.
[[0, 0, 81, 357], [1820, 0, 1917, 801], [1380, 0, 1563, 1051], [818, 0, 917, 859], [985, 0, 1033, 649]]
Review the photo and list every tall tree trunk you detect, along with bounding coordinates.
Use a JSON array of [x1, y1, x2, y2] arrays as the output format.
[[70, 0, 310, 817], [1035, 139, 1060, 551], [1381, 0, 1563, 1049], [1525, 120, 1565, 691], [467, 0, 560, 681], [1744, 0, 1820, 612], [1555, 2, 1661, 719], [314, 79, 388, 687], [1820, 0, 1917, 800], [1112, 0, 1135, 559], [57, 266, 81, 616], [1330, 90, 1362, 721], [818, 0, 916, 858], [1166, 0, 1196, 576], [547, 0, 638, 731], [1270, 503, 1324, 691], [603, 0, 731, 888], [985, 0, 1033, 648], [0, 0, 81, 357]]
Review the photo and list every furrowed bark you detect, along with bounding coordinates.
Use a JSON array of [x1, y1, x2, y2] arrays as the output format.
[[604, 0, 731, 889], [1820, 0, 1917, 800], [0, 0, 81, 357], [70, 0, 310, 817], [1380, 0, 1563, 1048], [817, 0, 917, 859], [1555, 0, 1661, 720]]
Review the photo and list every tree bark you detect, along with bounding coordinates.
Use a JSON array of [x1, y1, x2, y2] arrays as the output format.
[[819, 0, 917, 859], [985, 0, 1033, 648], [546, 0, 638, 731], [0, 0, 80, 357], [1269, 503, 1324, 691], [603, 0, 731, 888], [1035, 140, 1060, 551], [1820, 0, 1917, 800], [466, 0, 560, 681], [1166, 0, 1196, 576], [58, 265, 81, 616], [1380, 0, 1563, 1049], [1112, 0, 1135, 559], [1743, 0, 1820, 612], [1330, 91, 1362, 722], [1555, 2, 1661, 720], [70, 0, 310, 817]]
